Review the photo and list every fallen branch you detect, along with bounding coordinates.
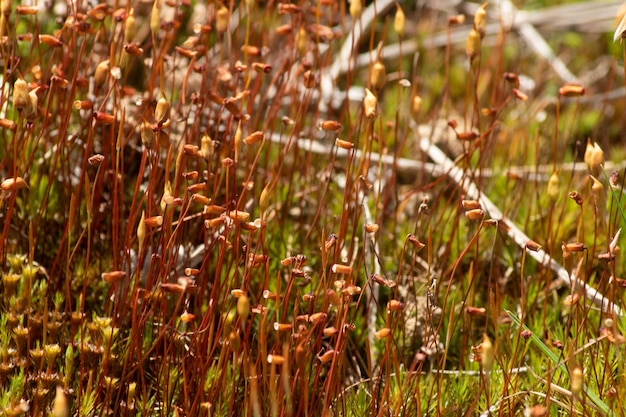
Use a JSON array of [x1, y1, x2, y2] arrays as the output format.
[[418, 135, 622, 317]]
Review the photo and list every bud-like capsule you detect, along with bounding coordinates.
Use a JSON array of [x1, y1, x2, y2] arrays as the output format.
[[93, 111, 115, 125], [252, 62, 271, 73], [336, 139, 353, 150], [370, 61, 386, 91], [125, 9, 136, 42], [101, 271, 126, 284], [331, 264, 352, 275], [465, 306, 486, 316], [150, 0, 160, 35], [394, 5, 405, 37], [584, 141, 604, 176], [610, 171, 619, 190], [375, 327, 391, 339], [13, 79, 29, 112], [15, 5, 39, 16], [87, 4, 108, 21], [407, 234, 425, 251], [325, 289, 340, 306], [267, 354, 285, 365], [160, 181, 172, 212], [0, 118, 17, 131], [449, 14, 466, 25], [4, 0, 16, 15], [229, 330, 241, 352], [473, 3, 487, 37], [363, 88, 378, 118], [137, 211, 146, 251], [238, 45, 258, 57], [525, 240, 542, 252], [74, 100, 93, 110], [309, 312, 327, 324], [547, 170, 559, 201], [349, 0, 361, 19], [303, 70, 316, 88], [320, 120, 341, 131], [481, 333, 494, 373], [141, 122, 154, 148], [563, 242, 585, 253], [387, 300, 403, 312], [276, 23, 292, 36], [512, 88, 528, 101], [216, 6, 229, 34], [569, 191, 583, 206], [503, 72, 520, 87], [94, 60, 110, 89], [200, 134, 214, 160], [25, 87, 38, 121], [465, 208, 484, 220], [124, 43, 143, 56], [237, 295, 250, 320], [154, 96, 170, 125], [139, 217, 161, 231], [273, 322, 292, 332], [466, 28, 481, 60], [559, 84, 585, 97], [52, 386, 69, 417], [278, 3, 300, 14], [88, 154, 104, 166], [296, 27, 307, 56], [244, 131, 264, 145], [259, 182, 271, 216], [39, 34, 62, 47], [571, 367, 583, 396], [228, 210, 251, 222], [364, 223, 379, 234], [192, 193, 210, 206], [1, 177, 28, 192], [590, 175, 607, 221], [410, 95, 422, 121], [461, 200, 481, 210], [318, 349, 335, 364]]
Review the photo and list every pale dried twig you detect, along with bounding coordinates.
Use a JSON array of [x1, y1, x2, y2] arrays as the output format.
[[417, 134, 623, 317]]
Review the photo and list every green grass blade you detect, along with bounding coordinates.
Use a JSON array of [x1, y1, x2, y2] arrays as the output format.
[[506, 309, 612, 416]]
